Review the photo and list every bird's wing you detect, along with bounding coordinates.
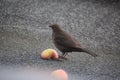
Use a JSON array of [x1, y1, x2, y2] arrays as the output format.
[[54, 31, 79, 48], [54, 38, 75, 48]]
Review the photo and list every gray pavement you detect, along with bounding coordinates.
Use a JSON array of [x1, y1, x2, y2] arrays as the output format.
[[0, 0, 120, 80]]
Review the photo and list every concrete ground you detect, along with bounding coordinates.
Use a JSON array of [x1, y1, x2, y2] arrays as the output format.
[[0, 0, 120, 80]]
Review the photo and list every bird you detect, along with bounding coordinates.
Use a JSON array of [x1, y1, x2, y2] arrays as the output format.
[[49, 24, 97, 58]]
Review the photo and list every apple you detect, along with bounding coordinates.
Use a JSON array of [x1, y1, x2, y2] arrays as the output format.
[[41, 49, 59, 60], [51, 69, 68, 80]]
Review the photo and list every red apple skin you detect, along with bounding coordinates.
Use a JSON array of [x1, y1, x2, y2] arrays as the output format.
[[51, 69, 68, 80], [52, 49, 59, 59]]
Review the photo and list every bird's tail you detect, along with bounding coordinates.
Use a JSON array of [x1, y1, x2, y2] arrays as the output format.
[[73, 47, 98, 57]]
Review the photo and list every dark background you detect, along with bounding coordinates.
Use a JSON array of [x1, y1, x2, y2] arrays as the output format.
[[0, 0, 120, 80]]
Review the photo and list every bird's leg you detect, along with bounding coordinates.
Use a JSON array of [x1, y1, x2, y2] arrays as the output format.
[[59, 53, 65, 58], [58, 52, 67, 60], [62, 52, 66, 57], [63, 52, 68, 57]]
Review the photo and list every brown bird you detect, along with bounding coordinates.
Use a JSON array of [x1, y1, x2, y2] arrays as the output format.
[[49, 24, 97, 58]]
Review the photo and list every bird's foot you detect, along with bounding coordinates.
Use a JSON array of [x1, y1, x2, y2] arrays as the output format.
[[59, 55, 67, 60]]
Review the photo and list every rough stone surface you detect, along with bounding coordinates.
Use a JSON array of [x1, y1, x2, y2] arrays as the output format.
[[0, 0, 120, 80]]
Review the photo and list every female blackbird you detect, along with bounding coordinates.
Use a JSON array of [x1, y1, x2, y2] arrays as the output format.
[[49, 24, 97, 58]]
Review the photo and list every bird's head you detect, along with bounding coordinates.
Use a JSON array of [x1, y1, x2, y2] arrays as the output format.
[[49, 24, 63, 31]]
